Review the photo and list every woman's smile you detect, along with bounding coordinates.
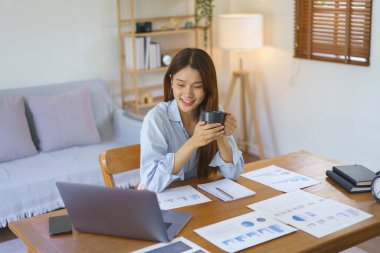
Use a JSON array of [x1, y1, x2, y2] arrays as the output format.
[[180, 98, 195, 106]]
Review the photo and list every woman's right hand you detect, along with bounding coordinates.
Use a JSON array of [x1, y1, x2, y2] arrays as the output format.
[[189, 121, 225, 148]]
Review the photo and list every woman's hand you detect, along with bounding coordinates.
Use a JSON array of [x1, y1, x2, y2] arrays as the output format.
[[189, 121, 224, 148], [223, 111, 237, 136]]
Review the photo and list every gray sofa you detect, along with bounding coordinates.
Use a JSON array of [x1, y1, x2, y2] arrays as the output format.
[[0, 79, 142, 227]]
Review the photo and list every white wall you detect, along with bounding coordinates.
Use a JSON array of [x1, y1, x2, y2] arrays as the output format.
[[0, 0, 196, 94], [216, 0, 380, 170], [0, 0, 120, 89]]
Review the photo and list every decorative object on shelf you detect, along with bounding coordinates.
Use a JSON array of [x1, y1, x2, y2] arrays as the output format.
[[218, 13, 265, 159], [136, 21, 152, 33], [170, 18, 181, 30], [184, 21, 193, 29], [161, 54, 173, 66], [159, 23, 170, 31], [195, 0, 214, 48], [159, 18, 181, 31], [144, 21, 152, 32], [140, 91, 154, 105]]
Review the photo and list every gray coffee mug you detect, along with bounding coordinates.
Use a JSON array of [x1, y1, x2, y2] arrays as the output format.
[[200, 111, 225, 124]]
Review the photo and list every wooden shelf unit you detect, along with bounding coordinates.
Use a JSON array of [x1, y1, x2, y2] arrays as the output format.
[[117, 0, 212, 116], [120, 14, 195, 24], [121, 27, 207, 37], [123, 95, 164, 110], [122, 66, 168, 74]]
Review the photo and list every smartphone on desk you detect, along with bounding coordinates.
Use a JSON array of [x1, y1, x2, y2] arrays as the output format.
[[49, 215, 72, 236]]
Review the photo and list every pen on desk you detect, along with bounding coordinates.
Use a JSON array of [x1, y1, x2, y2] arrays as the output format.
[[215, 187, 234, 199]]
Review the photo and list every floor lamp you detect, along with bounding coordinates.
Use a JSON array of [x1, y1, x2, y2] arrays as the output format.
[[218, 14, 265, 159]]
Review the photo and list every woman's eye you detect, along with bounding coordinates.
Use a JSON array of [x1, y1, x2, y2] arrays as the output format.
[[176, 83, 185, 87], [194, 85, 203, 89]]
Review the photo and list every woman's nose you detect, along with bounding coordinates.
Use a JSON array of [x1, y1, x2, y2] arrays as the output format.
[[184, 86, 193, 96]]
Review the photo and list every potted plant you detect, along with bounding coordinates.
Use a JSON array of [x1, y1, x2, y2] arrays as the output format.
[[195, 0, 214, 48]]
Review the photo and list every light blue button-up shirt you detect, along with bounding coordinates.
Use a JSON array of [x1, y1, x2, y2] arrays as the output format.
[[140, 99, 244, 193]]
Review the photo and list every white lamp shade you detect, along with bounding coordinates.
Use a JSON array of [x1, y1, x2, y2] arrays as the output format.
[[218, 14, 263, 51]]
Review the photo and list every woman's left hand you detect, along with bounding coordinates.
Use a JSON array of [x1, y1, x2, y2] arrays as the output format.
[[223, 111, 237, 136]]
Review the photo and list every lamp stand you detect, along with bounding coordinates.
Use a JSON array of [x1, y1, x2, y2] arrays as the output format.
[[224, 58, 265, 159]]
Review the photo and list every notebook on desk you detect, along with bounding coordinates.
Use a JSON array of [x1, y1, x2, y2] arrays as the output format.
[[332, 165, 376, 186], [326, 170, 371, 193], [197, 178, 256, 202], [56, 181, 192, 242]]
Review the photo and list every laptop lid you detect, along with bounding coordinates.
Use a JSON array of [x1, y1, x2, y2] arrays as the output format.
[[56, 181, 191, 242]]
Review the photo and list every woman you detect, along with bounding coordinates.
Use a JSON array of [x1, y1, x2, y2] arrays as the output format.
[[139, 48, 244, 192]]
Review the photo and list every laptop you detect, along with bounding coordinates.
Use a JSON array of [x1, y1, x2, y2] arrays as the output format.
[[56, 181, 192, 242]]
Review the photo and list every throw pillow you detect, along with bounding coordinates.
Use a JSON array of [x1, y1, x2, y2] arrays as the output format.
[[0, 97, 38, 162], [27, 87, 101, 152]]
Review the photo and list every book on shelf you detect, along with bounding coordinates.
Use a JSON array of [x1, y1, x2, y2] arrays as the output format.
[[149, 43, 156, 68], [326, 170, 371, 193], [332, 164, 376, 187], [197, 178, 256, 202], [155, 43, 161, 68], [144, 37, 151, 69], [124, 37, 161, 70], [124, 37, 145, 70], [148, 42, 161, 69]]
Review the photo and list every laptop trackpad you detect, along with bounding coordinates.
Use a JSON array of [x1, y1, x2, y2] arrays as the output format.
[[161, 210, 192, 240]]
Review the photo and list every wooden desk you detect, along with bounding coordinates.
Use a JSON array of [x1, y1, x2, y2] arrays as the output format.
[[9, 151, 380, 253]]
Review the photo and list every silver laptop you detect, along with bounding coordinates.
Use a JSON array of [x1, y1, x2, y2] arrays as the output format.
[[56, 181, 192, 242]]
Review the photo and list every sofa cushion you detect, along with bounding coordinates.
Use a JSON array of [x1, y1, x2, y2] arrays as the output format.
[[0, 97, 38, 162], [0, 80, 116, 144], [27, 87, 101, 152]]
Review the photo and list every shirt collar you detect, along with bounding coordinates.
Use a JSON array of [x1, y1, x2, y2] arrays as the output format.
[[168, 99, 181, 122]]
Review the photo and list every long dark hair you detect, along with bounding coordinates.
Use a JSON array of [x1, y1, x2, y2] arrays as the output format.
[[163, 48, 219, 178]]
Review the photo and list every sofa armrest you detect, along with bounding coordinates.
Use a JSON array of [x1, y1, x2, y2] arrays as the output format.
[[112, 108, 143, 145]]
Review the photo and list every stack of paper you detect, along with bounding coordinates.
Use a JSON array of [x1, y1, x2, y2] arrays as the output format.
[[197, 178, 255, 202]]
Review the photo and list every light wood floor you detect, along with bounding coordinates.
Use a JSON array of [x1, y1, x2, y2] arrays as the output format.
[[1, 152, 379, 252]]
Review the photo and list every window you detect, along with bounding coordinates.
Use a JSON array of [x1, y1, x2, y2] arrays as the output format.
[[294, 0, 373, 66]]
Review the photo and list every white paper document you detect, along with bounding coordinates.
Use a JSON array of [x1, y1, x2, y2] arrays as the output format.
[[195, 211, 297, 252], [157, 185, 211, 210], [248, 190, 373, 238], [197, 178, 256, 202], [242, 165, 321, 192], [131, 236, 209, 253]]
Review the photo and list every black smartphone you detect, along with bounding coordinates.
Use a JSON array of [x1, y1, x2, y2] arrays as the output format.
[[49, 215, 72, 236]]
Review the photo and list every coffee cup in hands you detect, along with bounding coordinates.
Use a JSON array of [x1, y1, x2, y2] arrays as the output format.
[[200, 111, 225, 124]]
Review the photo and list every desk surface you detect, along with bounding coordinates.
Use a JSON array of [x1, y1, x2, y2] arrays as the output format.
[[9, 151, 380, 253]]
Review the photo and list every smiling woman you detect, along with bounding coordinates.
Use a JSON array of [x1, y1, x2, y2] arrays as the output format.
[[139, 48, 244, 193]]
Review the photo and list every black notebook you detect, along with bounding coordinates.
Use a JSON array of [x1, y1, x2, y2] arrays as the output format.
[[326, 170, 371, 193], [332, 164, 375, 187]]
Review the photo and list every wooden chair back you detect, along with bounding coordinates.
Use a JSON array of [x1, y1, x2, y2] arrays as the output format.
[[99, 144, 140, 187]]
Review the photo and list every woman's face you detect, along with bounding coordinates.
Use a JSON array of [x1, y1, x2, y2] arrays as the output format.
[[172, 66, 205, 116]]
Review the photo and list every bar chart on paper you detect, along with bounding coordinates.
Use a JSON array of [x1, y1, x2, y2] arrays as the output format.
[[248, 190, 372, 238], [195, 211, 297, 252], [242, 165, 321, 192], [157, 185, 211, 210]]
